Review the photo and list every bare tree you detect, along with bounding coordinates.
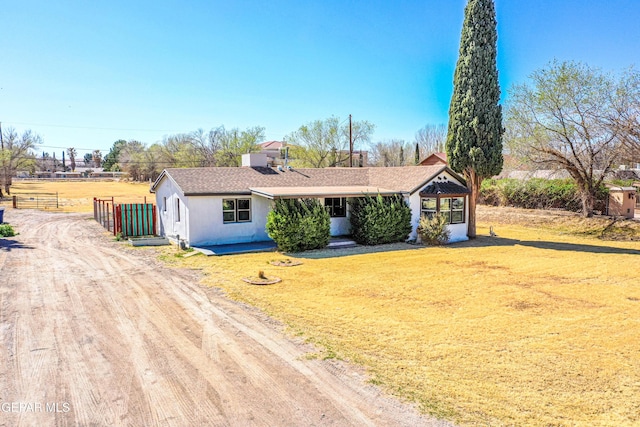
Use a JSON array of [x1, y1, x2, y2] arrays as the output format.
[[190, 127, 223, 166], [414, 124, 447, 158], [67, 147, 77, 171], [286, 117, 374, 168], [507, 61, 630, 216], [614, 68, 640, 164], [0, 128, 40, 195], [92, 150, 103, 168], [368, 140, 412, 166]]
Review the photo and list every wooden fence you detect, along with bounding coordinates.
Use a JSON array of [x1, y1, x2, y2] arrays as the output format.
[[94, 197, 156, 238], [115, 204, 156, 238], [12, 193, 59, 209]]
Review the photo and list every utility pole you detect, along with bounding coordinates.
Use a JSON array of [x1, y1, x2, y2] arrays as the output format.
[[348, 114, 353, 167], [0, 121, 3, 150]]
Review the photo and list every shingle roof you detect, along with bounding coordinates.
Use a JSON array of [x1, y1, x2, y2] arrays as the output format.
[[418, 181, 470, 196], [151, 164, 460, 196]]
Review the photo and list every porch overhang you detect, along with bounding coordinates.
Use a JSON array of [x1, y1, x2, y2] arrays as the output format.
[[249, 186, 406, 200]]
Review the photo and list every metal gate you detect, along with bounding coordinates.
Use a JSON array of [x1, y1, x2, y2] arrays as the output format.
[[12, 193, 59, 209]]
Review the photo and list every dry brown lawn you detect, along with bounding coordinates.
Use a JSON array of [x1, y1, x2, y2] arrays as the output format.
[[5, 179, 151, 212], [163, 210, 640, 426], [6, 181, 640, 425]]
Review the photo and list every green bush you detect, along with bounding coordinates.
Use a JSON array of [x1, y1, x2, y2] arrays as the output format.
[[349, 194, 412, 245], [479, 178, 608, 213], [417, 213, 450, 246], [0, 224, 16, 237], [266, 198, 330, 252]]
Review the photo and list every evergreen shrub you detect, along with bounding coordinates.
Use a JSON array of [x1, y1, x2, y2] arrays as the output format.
[[0, 224, 16, 237], [266, 198, 330, 252], [480, 178, 608, 213], [349, 195, 412, 245]]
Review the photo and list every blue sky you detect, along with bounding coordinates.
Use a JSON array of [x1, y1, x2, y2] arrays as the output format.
[[1, 0, 638, 157]]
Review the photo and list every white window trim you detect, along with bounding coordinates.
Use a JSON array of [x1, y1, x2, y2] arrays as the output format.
[[223, 198, 252, 224]]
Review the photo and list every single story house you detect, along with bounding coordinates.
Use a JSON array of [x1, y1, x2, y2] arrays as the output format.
[[150, 153, 471, 247]]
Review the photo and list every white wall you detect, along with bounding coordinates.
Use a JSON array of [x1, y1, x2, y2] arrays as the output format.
[[154, 177, 189, 243], [409, 171, 470, 243], [323, 197, 351, 236], [187, 195, 272, 246]]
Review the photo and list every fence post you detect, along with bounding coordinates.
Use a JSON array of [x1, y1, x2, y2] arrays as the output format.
[[13, 196, 16, 209]]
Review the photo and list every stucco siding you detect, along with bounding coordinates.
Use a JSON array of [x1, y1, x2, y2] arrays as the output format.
[[187, 196, 272, 246], [155, 177, 188, 242], [410, 171, 470, 243]]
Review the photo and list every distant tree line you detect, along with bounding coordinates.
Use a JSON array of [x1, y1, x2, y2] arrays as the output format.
[[100, 119, 450, 182]]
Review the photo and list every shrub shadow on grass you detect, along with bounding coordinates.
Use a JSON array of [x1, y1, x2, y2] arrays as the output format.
[[470, 235, 640, 255], [290, 235, 640, 259], [292, 242, 423, 259]]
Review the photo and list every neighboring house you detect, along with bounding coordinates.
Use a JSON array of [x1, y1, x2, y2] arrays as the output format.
[[419, 152, 448, 167], [150, 153, 470, 247], [259, 141, 368, 168], [54, 171, 83, 179], [90, 171, 129, 179], [259, 141, 287, 166]]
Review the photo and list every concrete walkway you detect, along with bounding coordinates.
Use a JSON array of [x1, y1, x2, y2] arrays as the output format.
[[193, 237, 357, 256]]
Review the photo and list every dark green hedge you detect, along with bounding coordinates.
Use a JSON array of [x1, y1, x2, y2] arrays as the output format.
[[265, 198, 330, 252], [480, 178, 608, 212], [349, 195, 412, 245]]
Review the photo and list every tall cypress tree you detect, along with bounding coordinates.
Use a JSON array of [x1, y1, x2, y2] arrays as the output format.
[[446, 0, 503, 238]]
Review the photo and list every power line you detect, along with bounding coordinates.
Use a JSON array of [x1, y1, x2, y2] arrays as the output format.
[[4, 121, 183, 133]]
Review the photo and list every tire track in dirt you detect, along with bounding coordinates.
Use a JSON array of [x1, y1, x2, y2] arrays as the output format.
[[0, 210, 452, 427]]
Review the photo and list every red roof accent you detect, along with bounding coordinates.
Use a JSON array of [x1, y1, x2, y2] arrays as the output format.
[[419, 152, 447, 166]]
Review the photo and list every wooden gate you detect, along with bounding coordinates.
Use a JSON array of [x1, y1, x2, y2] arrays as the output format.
[[93, 198, 156, 238], [115, 204, 156, 238]]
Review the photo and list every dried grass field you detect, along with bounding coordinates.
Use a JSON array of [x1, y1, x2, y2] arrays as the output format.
[[164, 209, 640, 426], [5, 180, 640, 425], [4, 179, 151, 212]]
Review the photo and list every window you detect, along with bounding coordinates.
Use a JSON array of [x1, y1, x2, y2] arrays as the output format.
[[420, 196, 465, 224], [440, 198, 451, 223], [176, 198, 181, 222], [163, 196, 167, 212], [421, 198, 437, 219], [223, 198, 251, 223], [451, 197, 465, 224], [325, 197, 346, 217]]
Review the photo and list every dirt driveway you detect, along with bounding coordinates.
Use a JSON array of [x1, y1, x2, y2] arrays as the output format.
[[0, 209, 448, 427]]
